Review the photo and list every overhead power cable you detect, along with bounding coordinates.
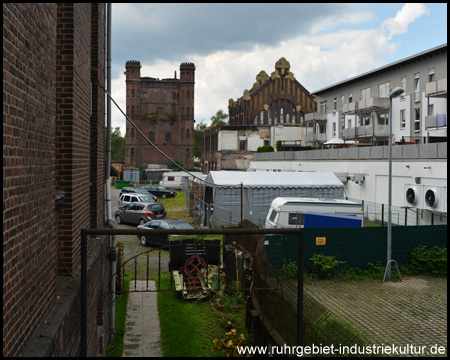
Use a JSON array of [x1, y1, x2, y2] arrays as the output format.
[[95, 80, 216, 187]]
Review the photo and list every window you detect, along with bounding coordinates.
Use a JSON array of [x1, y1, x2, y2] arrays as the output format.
[[333, 98, 337, 111], [186, 129, 190, 140], [414, 73, 420, 102], [131, 128, 135, 138], [131, 89, 135, 97], [187, 90, 190, 99], [319, 100, 327, 114], [165, 132, 172, 143], [349, 92, 353, 103], [378, 82, 390, 98], [378, 113, 388, 125], [360, 87, 370, 100], [131, 106, 135, 115], [341, 95, 345, 110], [186, 148, 190, 159], [269, 209, 278, 223], [428, 68, 435, 82], [332, 122, 336, 137], [239, 140, 246, 151], [400, 110, 406, 129], [288, 212, 304, 226], [414, 108, 420, 132], [360, 115, 370, 126], [428, 103, 434, 117], [148, 131, 155, 143], [401, 76, 407, 101], [260, 110, 264, 125], [131, 148, 134, 157], [173, 92, 177, 100], [348, 119, 352, 129]]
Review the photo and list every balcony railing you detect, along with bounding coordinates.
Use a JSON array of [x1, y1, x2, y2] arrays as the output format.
[[358, 97, 389, 111], [305, 112, 327, 122], [342, 102, 356, 114], [305, 132, 327, 143], [426, 78, 447, 97], [425, 114, 447, 129]]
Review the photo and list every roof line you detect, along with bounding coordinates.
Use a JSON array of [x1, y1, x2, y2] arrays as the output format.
[[311, 43, 447, 95]]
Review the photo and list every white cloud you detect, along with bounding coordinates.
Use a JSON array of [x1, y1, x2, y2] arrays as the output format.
[[382, 3, 430, 40]]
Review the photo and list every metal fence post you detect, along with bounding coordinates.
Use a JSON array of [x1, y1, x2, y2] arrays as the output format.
[[81, 230, 87, 357], [297, 230, 304, 347]]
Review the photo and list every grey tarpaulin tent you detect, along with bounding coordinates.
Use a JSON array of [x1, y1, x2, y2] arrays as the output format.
[[203, 171, 344, 227]]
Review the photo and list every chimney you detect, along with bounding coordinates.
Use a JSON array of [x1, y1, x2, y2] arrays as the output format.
[[174, 71, 177, 79]]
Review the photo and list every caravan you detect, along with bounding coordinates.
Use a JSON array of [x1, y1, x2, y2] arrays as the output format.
[[265, 197, 363, 228], [159, 171, 203, 190]]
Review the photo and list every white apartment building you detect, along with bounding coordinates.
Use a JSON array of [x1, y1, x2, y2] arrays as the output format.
[[305, 44, 447, 147]]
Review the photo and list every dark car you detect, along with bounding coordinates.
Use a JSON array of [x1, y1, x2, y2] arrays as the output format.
[[137, 219, 194, 247], [141, 184, 177, 198], [115, 202, 167, 225], [119, 187, 157, 202]]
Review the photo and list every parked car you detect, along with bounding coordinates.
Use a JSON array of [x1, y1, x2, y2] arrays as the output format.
[[115, 202, 167, 225], [141, 184, 177, 198], [118, 193, 156, 208], [120, 187, 157, 201], [137, 219, 194, 247]]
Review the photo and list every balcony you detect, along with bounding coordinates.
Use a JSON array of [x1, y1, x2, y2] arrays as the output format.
[[425, 114, 447, 129], [341, 127, 356, 139], [305, 132, 327, 144], [358, 97, 389, 111], [355, 124, 389, 138], [305, 112, 327, 122], [426, 78, 447, 97], [342, 102, 356, 114]]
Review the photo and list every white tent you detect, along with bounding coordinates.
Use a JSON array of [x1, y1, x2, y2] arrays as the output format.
[[203, 171, 344, 227]]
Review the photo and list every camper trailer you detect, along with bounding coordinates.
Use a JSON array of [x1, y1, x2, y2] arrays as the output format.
[[265, 197, 363, 228], [159, 171, 203, 190]]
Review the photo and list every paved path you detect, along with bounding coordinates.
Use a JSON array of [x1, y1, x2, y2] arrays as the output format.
[[122, 280, 163, 357], [306, 276, 447, 356]]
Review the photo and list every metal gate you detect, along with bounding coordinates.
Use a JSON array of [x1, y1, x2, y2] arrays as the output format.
[[80, 227, 305, 357]]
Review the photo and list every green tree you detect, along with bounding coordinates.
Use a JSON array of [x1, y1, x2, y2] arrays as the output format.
[[210, 109, 228, 126], [194, 120, 207, 158], [109, 127, 125, 162]]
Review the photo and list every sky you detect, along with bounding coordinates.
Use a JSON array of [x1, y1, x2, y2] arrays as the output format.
[[109, 3, 447, 134]]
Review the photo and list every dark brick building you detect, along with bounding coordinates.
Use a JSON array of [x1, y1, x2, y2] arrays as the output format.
[[3, 3, 110, 356], [125, 61, 195, 169]]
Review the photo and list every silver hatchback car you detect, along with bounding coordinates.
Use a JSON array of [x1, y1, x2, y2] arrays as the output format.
[[115, 202, 167, 225], [118, 193, 156, 208]]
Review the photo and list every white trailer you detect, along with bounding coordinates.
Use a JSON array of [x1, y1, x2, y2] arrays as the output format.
[[265, 197, 363, 228]]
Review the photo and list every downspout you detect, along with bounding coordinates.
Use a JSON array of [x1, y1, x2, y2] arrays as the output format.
[[105, 3, 116, 342]]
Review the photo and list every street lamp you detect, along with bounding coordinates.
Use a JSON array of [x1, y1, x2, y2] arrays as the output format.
[[386, 87, 405, 280]]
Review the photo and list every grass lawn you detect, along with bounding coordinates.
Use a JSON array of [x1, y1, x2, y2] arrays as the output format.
[[157, 275, 248, 357]]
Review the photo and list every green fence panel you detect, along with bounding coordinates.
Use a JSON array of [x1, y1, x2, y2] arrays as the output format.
[[264, 225, 447, 271]]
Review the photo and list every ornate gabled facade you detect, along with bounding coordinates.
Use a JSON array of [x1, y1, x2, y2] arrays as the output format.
[[202, 58, 315, 172], [228, 57, 315, 126]]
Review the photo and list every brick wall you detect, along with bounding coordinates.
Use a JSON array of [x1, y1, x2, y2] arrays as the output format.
[[3, 3, 108, 357], [3, 3, 58, 356]]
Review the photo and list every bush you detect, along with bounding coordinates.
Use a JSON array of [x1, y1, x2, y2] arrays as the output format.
[[409, 245, 447, 277], [281, 259, 298, 279], [256, 145, 274, 153], [310, 254, 346, 279]]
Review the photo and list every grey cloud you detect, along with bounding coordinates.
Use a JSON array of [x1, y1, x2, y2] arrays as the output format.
[[111, 3, 351, 70]]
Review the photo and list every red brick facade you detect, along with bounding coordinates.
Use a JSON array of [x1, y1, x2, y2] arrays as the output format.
[[125, 61, 195, 169], [3, 3, 109, 357]]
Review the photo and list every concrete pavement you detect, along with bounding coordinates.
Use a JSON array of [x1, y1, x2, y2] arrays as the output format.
[[122, 280, 163, 357]]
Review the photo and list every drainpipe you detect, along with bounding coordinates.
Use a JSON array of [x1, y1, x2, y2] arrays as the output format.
[[105, 3, 116, 342]]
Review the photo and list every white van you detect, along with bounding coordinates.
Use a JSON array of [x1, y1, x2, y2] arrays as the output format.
[[159, 171, 203, 190], [265, 197, 363, 228]]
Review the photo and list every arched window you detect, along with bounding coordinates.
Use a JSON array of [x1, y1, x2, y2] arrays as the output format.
[[131, 128, 135, 138], [131, 89, 135, 97], [131, 147, 134, 157], [165, 132, 172, 143], [186, 129, 190, 141]]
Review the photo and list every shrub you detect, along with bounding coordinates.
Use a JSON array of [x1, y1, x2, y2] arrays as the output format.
[[310, 254, 346, 279], [281, 259, 298, 279], [409, 245, 447, 277], [256, 145, 274, 153]]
